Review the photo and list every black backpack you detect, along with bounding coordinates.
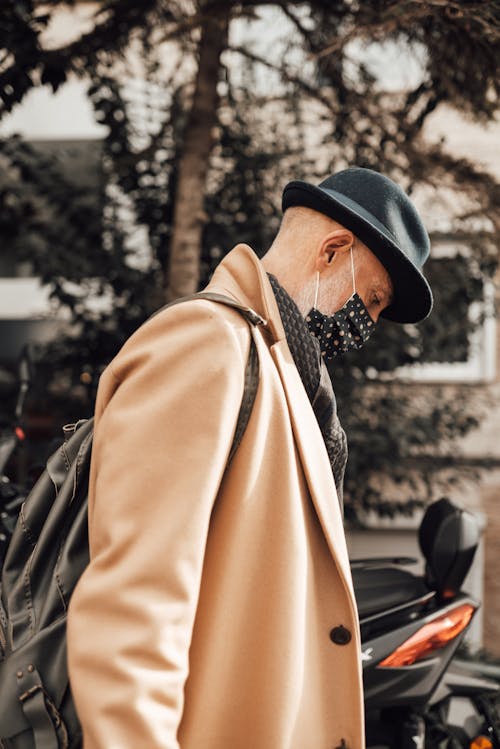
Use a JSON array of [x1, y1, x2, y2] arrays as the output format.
[[0, 293, 262, 748]]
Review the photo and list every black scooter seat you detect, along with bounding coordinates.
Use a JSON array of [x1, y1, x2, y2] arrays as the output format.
[[352, 565, 428, 618]]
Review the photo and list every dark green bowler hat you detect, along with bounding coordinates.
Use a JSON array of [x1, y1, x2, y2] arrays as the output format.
[[282, 166, 433, 324]]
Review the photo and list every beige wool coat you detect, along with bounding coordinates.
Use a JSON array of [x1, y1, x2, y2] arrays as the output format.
[[66, 242, 365, 749]]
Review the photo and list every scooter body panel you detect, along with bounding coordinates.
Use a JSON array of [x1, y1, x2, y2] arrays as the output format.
[[361, 593, 480, 709], [352, 500, 500, 747]]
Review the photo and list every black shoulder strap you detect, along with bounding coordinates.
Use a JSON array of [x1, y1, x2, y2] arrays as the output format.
[[228, 327, 259, 464], [148, 291, 266, 464]]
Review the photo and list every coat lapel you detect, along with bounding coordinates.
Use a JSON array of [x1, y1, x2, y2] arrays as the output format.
[[270, 340, 355, 601], [206, 242, 356, 603]]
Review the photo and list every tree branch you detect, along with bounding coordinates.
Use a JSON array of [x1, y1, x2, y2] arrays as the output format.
[[227, 44, 339, 113]]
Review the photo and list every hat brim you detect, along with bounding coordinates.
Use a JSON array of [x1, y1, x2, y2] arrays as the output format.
[[282, 180, 433, 324]]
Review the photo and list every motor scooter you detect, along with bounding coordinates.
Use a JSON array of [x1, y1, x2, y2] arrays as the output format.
[[351, 497, 500, 748]]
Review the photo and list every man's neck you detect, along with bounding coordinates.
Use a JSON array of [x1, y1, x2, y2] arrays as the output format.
[[261, 252, 311, 316]]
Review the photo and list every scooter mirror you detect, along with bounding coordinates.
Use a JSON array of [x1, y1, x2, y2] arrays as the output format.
[[17, 344, 33, 385], [14, 345, 33, 422], [418, 497, 480, 599], [18, 357, 31, 385]]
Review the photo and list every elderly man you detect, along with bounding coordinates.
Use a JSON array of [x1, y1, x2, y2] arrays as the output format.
[[67, 166, 432, 749]]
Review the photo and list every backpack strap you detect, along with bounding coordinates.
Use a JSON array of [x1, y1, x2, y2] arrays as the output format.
[[16, 665, 62, 748], [148, 291, 266, 464], [227, 324, 259, 465]]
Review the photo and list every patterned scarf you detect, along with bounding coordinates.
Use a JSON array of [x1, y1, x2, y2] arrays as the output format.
[[267, 274, 348, 513]]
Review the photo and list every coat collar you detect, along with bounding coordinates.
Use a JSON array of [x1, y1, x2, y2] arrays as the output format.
[[206, 243, 286, 345], [205, 243, 356, 603]]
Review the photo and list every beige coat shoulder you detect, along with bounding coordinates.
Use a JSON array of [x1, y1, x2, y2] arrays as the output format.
[[67, 299, 252, 747]]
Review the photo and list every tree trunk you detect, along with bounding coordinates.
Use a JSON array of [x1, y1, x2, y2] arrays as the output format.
[[166, 8, 229, 301]]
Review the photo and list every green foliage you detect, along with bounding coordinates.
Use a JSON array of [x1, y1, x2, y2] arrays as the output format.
[[0, 137, 103, 279], [0, 0, 499, 518]]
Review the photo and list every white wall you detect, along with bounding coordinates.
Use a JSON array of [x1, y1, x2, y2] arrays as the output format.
[[0, 79, 105, 140]]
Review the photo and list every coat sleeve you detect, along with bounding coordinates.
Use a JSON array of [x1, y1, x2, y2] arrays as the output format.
[[66, 301, 248, 749]]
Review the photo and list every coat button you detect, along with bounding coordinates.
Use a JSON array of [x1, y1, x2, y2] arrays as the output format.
[[330, 625, 352, 645]]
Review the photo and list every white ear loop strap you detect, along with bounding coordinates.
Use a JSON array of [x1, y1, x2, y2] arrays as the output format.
[[350, 245, 356, 294], [315, 246, 355, 309]]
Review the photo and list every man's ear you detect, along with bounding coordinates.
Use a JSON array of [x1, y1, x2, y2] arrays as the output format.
[[315, 229, 354, 271]]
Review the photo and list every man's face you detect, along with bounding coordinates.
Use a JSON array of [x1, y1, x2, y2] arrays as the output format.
[[352, 242, 394, 322], [318, 236, 395, 323]]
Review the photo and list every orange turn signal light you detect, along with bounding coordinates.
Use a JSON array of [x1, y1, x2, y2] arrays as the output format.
[[470, 737, 493, 749], [15, 426, 26, 441], [379, 603, 475, 667]]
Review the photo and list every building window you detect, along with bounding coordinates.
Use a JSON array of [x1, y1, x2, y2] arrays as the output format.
[[372, 243, 496, 385]]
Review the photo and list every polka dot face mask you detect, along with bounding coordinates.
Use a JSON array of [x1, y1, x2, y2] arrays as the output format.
[[305, 247, 376, 360]]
